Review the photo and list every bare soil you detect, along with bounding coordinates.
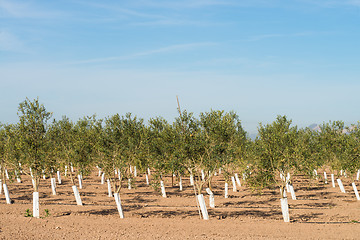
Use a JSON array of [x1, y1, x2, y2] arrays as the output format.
[[1, 170, 360, 239]]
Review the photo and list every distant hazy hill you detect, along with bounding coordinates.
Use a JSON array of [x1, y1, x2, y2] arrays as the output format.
[[247, 123, 355, 140], [308, 123, 356, 134], [308, 123, 321, 132]]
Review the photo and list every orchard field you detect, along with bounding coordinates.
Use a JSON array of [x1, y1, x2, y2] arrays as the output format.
[[1, 168, 360, 239], [1, 98, 360, 239]]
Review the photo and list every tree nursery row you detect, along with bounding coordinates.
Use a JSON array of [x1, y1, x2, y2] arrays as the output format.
[[1, 98, 360, 222]]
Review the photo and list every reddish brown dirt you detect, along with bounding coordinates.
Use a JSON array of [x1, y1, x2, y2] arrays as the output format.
[[1, 170, 360, 239]]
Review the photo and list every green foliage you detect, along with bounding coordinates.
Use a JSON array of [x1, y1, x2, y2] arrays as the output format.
[[17, 98, 52, 191], [248, 115, 298, 195], [24, 209, 33, 217], [44, 209, 50, 217], [4, 97, 360, 201], [72, 116, 97, 177]]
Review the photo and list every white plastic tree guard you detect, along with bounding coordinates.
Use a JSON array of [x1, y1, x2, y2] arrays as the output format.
[[101, 173, 105, 184], [134, 166, 137, 177], [114, 193, 124, 218], [3, 183, 11, 204], [280, 172, 285, 181], [128, 179, 131, 190], [231, 176, 237, 192], [107, 179, 113, 197], [72, 185, 83, 206], [331, 174, 335, 188], [357, 170, 360, 181], [324, 172, 328, 184], [51, 178, 57, 195], [147, 168, 151, 175], [286, 183, 290, 193], [190, 174, 194, 186], [15, 171, 21, 183], [145, 174, 149, 185], [337, 179, 346, 193], [224, 182, 229, 198], [160, 181, 167, 198], [235, 173, 241, 187], [289, 184, 296, 200], [33, 192, 40, 218], [352, 182, 360, 200], [57, 171, 62, 184], [179, 176, 183, 191], [313, 169, 318, 179], [201, 170, 205, 181], [206, 188, 215, 208], [351, 182, 360, 201], [78, 175, 83, 189], [65, 165, 68, 176], [197, 194, 209, 220], [280, 198, 290, 222]]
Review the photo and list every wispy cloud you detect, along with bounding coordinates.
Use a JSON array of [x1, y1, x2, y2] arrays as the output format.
[[130, 19, 227, 27], [348, 0, 360, 6], [0, 31, 25, 52], [138, 0, 236, 8], [131, 0, 283, 9], [76, 1, 165, 19], [298, 0, 360, 8], [246, 31, 331, 41], [64, 42, 217, 65], [0, 0, 63, 18]]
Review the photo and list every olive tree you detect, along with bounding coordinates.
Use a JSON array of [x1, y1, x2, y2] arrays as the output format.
[[248, 115, 298, 222], [17, 98, 52, 217]]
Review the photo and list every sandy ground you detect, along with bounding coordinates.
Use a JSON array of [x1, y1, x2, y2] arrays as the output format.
[[1, 170, 360, 239]]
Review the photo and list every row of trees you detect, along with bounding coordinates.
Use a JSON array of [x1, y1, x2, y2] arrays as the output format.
[[1, 98, 360, 221]]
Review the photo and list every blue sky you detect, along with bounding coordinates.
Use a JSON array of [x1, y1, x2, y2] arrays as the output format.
[[1, 0, 360, 134]]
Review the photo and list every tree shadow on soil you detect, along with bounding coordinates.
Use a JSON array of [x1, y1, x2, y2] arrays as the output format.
[[135, 210, 199, 218], [221, 200, 275, 208], [13, 195, 32, 201], [297, 186, 326, 191], [291, 213, 325, 222], [166, 191, 198, 198], [210, 209, 282, 220], [123, 196, 157, 203]]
